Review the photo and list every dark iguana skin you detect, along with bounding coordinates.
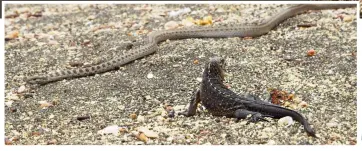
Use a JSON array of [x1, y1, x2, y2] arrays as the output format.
[[179, 57, 316, 137]]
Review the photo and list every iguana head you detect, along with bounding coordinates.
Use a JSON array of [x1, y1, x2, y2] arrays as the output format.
[[206, 56, 226, 81]]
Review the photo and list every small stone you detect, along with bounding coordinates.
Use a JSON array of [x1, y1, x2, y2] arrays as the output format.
[[7, 94, 20, 101], [145, 95, 152, 100], [166, 136, 174, 142], [76, 115, 90, 121], [97, 125, 120, 135], [118, 105, 125, 110], [5, 138, 12, 145], [147, 72, 154, 79], [49, 114, 55, 119], [326, 122, 338, 128], [5, 101, 13, 107], [278, 116, 294, 127], [82, 39, 91, 45], [47, 139, 57, 145], [138, 132, 148, 143], [138, 127, 159, 138], [17, 85, 27, 93], [307, 49, 316, 56], [164, 21, 179, 30], [173, 64, 181, 68], [216, 8, 225, 13], [260, 132, 269, 139], [5, 31, 19, 41], [130, 113, 137, 120], [298, 101, 308, 108], [87, 15, 96, 20], [39, 101, 53, 108], [137, 115, 145, 123], [343, 15, 353, 22], [196, 77, 202, 82], [48, 40, 59, 45], [27, 111, 33, 116], [267, 140, 276, 145], [181, 19, 195, 27]]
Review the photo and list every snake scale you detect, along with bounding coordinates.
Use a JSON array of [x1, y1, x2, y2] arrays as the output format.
[[26, 4, 356, 85]]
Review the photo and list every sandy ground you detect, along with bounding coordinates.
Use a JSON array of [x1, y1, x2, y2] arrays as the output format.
[[4, 4, 357, 145]]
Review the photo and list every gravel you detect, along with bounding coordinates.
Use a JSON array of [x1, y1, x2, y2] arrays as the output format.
[[4, 4, 357, 145]]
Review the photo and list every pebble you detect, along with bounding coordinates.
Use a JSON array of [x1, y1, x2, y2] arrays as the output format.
[[147, 72, 154, 79], [137, 115, 145, 123], [326, 122, 339, 128], [5, 137, 12, 145], [117, 105, 125, 110], [97, 125, 120, 135], [7, 93, 20, 101], [39, 101, 53, 108], [298, 101, 308, 108], [130, 113, 137, 120], [5, 31, 19, 41], [5, 101, 13, 107], [17, 85, 27, 93], [145, 95, 152, 100], [76, 115, 90, 121], [181, 19, 195, 27], [169, 8, 191, 17], [164, 21, 180, 30], [267, 140, 276, 145], [343, 15, 353, 22], [166, 136, 174, 142], [47, 139, 57, 145], [278, 116, 294, 127], [138, 127, 159, 138]]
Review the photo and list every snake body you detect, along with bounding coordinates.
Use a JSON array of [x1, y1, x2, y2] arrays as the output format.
[[26, 4, 355, 84]]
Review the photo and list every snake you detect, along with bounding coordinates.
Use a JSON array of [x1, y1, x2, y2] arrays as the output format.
[[26, 4, 356, 85]]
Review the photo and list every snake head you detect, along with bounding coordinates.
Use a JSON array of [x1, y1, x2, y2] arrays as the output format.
[[25, 76, 49, 85]]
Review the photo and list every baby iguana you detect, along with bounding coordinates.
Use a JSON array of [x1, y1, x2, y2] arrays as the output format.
[[179, 57, 316, 137]]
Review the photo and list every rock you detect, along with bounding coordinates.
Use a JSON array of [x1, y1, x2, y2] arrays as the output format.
[[39, 101, 53, 108], [5, 101, 13, 107], [138, 127, 159, 138], [7, 93, 20, 101], [169, 8, 191, 17], [181, 19, 195, 27], [5, 31, 19, 41], [130, 113, 137, 120], [17, 85, 27, 93], [47, 139, 57, 145], [164, 21, 180, 30], [137, 115, 145, 123], [278, 116, 294, 127], [267, 140, 276, 145], [97, 125, 120, 135], [298, 101, 308, 108], [343, 15, 353, 22], [117, 105, 125, 110], [326, 122, 339, 128], [147, 72, 154, 79]]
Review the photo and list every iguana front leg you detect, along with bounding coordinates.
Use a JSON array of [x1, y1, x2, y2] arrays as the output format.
[[179, 90, 200, 117]]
